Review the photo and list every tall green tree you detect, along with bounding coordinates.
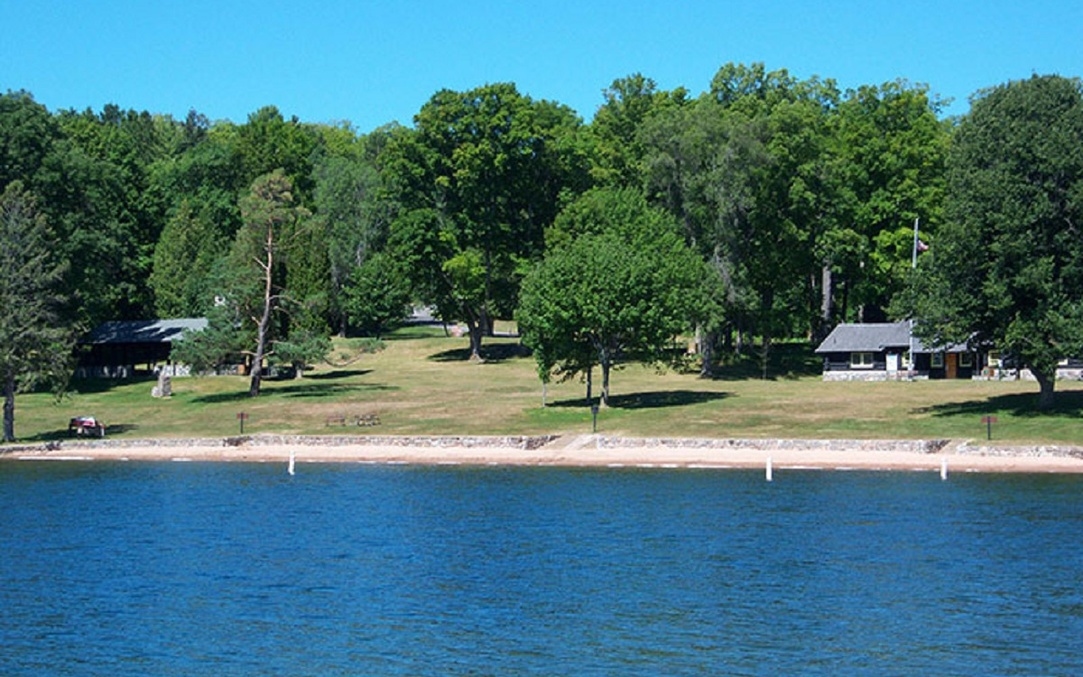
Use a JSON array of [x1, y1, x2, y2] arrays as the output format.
[[386, 83, 589, 360], [589, 74, 688, 187], [0, 182, 73, 441], [518, 188, 703, 405], [175, 171, 317, 394], [825, 81, 949, 325], [912, 75, 1083, 409], [146, 128, 245, 316], [235, 170, 312, 396], [0, 90, 61, 193], [311, 126, 398, 334]]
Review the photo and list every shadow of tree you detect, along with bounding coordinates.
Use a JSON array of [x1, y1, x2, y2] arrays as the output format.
[[913, 389, 1083, 418], [305, 369, 373, 381], [191, 382, 395, 404], [548, 390, 730, 410], [428, 343, 530, 364], [18, 422, 142, 443]]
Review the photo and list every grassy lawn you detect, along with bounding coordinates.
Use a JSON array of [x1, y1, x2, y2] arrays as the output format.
[[7, 331, 1083, 446]]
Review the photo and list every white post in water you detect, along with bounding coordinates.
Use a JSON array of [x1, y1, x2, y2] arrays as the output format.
[[288, 449, 296, 476], [766, 456, 773, 482], [940, 457, 948, 481]]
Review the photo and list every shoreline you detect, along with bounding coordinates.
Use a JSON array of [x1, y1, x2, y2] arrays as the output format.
[[4, 434, 1083, 473]]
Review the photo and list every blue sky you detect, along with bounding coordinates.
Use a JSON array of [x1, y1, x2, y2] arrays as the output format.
[[2, 0, 1080, 132]]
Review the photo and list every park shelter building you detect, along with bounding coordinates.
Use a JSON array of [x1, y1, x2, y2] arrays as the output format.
[[815, 321, 979, 381], [76, 318, 207, 378]]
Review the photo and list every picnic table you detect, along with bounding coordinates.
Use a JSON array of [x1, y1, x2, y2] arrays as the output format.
[[69, 416, 106, 438]]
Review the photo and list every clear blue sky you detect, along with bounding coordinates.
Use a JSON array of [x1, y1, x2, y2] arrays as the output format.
[[2, 0, 1080, 132]]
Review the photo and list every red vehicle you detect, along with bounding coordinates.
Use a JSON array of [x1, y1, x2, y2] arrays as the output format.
[[69, 416, 106, 438]]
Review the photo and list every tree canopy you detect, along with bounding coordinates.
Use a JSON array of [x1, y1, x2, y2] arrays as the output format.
[[518, 188, 704, 405], [8, 65, 1077, 404], [911, 74, 1083, 409], [0, 182, 73, 441]]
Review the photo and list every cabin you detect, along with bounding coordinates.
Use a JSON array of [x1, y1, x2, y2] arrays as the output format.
[[815, 322, 980, 381], [76, 318, 207, 379]]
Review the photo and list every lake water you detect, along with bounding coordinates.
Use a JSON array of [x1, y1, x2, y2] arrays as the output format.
[[1, 461, 1081, 675]]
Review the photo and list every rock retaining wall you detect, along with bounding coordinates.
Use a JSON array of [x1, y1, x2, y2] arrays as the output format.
[[593, 436, 951, 454], [4, 434, 1083, 460]]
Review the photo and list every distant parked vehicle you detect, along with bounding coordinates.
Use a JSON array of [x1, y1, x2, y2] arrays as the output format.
[[69, 416, 106, 438]]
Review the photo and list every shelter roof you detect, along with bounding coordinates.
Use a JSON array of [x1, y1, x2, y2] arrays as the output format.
[[84, 318, 207, 345]]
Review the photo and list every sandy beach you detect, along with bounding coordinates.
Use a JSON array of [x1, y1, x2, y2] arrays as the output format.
[[4, 434, 1083, 474]]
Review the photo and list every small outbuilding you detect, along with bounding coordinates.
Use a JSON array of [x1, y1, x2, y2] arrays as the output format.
[[76, 318, 207, 379], [815, 321, 979, 381]]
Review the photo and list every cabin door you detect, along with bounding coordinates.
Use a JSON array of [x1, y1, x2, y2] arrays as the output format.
[[886, 353, 900, 374], [946, 353, 958, 379]]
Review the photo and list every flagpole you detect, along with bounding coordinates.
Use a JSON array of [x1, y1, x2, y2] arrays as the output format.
[[909, 218, 919, 379], [911, 217, 920, 269]]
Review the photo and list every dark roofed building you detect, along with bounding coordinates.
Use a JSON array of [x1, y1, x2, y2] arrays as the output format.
[[815, 321, 979, 381], [77, 318, 207, 378]]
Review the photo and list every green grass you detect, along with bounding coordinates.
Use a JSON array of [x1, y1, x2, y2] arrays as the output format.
[[7, 332, 1083, 446]]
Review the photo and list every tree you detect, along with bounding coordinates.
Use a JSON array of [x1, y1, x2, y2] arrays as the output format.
[[0, 182, 73, 442], [911, 75, 1083, 410], [517, 188, 703, 406], [589, 74, 688, 187], [824, 81, 949, 326], [385, 83, 589, 360], [234, 170, 311, 396], [311, 130, 396, 334], [340, 252, 412, 338]]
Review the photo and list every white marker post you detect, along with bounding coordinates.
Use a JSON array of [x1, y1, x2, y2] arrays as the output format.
[[940, 457, 948, 481], [288, 449, 296, 476], [766, 456, 773, 482]]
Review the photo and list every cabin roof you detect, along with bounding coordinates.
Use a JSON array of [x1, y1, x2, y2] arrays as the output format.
[[814, 322, 969, 354], [84, 318, 208, 345]]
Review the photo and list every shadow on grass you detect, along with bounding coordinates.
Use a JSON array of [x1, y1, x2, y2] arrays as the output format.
[[428, 342, 530, 364], [18, 423, 142, 443], [549, 390, 730, 410], [191, 382, 395, 404], [305, 369, 372, 381], [914, 389, 1083, 418]]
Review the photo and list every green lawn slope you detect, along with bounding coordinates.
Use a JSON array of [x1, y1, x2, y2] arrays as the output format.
[[8, 329, 1083, 446]]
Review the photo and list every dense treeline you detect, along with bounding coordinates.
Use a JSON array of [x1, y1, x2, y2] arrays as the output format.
[[0, 64, 950, 361]]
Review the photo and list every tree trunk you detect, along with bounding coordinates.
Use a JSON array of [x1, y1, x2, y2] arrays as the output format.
[[249, 238, 275, 397], [585, 364, 593, 405], [600, 358, 612, 407], [820, 264, 834, 338], [3, 370, 15, 443], [465, 315, 484, 362], [1034, 368, 1057, 411], [698, 326, 715, 378]]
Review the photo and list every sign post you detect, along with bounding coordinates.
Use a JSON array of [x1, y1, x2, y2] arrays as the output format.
[[981, 415, 997, 441], [237, 412, 249, 434], [590, 402, 600, 434]]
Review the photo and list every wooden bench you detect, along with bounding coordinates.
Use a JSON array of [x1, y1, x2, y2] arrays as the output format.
[[325, 413, 380, 427], [355, 413, 380, 427]]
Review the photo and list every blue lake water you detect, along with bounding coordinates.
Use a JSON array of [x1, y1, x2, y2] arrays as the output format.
[[1, 461, 1082, 676]]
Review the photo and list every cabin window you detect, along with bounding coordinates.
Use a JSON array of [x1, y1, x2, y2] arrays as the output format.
[[988, 351, 1001, 367], [931, 353, 944, 368], [850, 352, 874, 369], [960, 352, 973, 368]]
